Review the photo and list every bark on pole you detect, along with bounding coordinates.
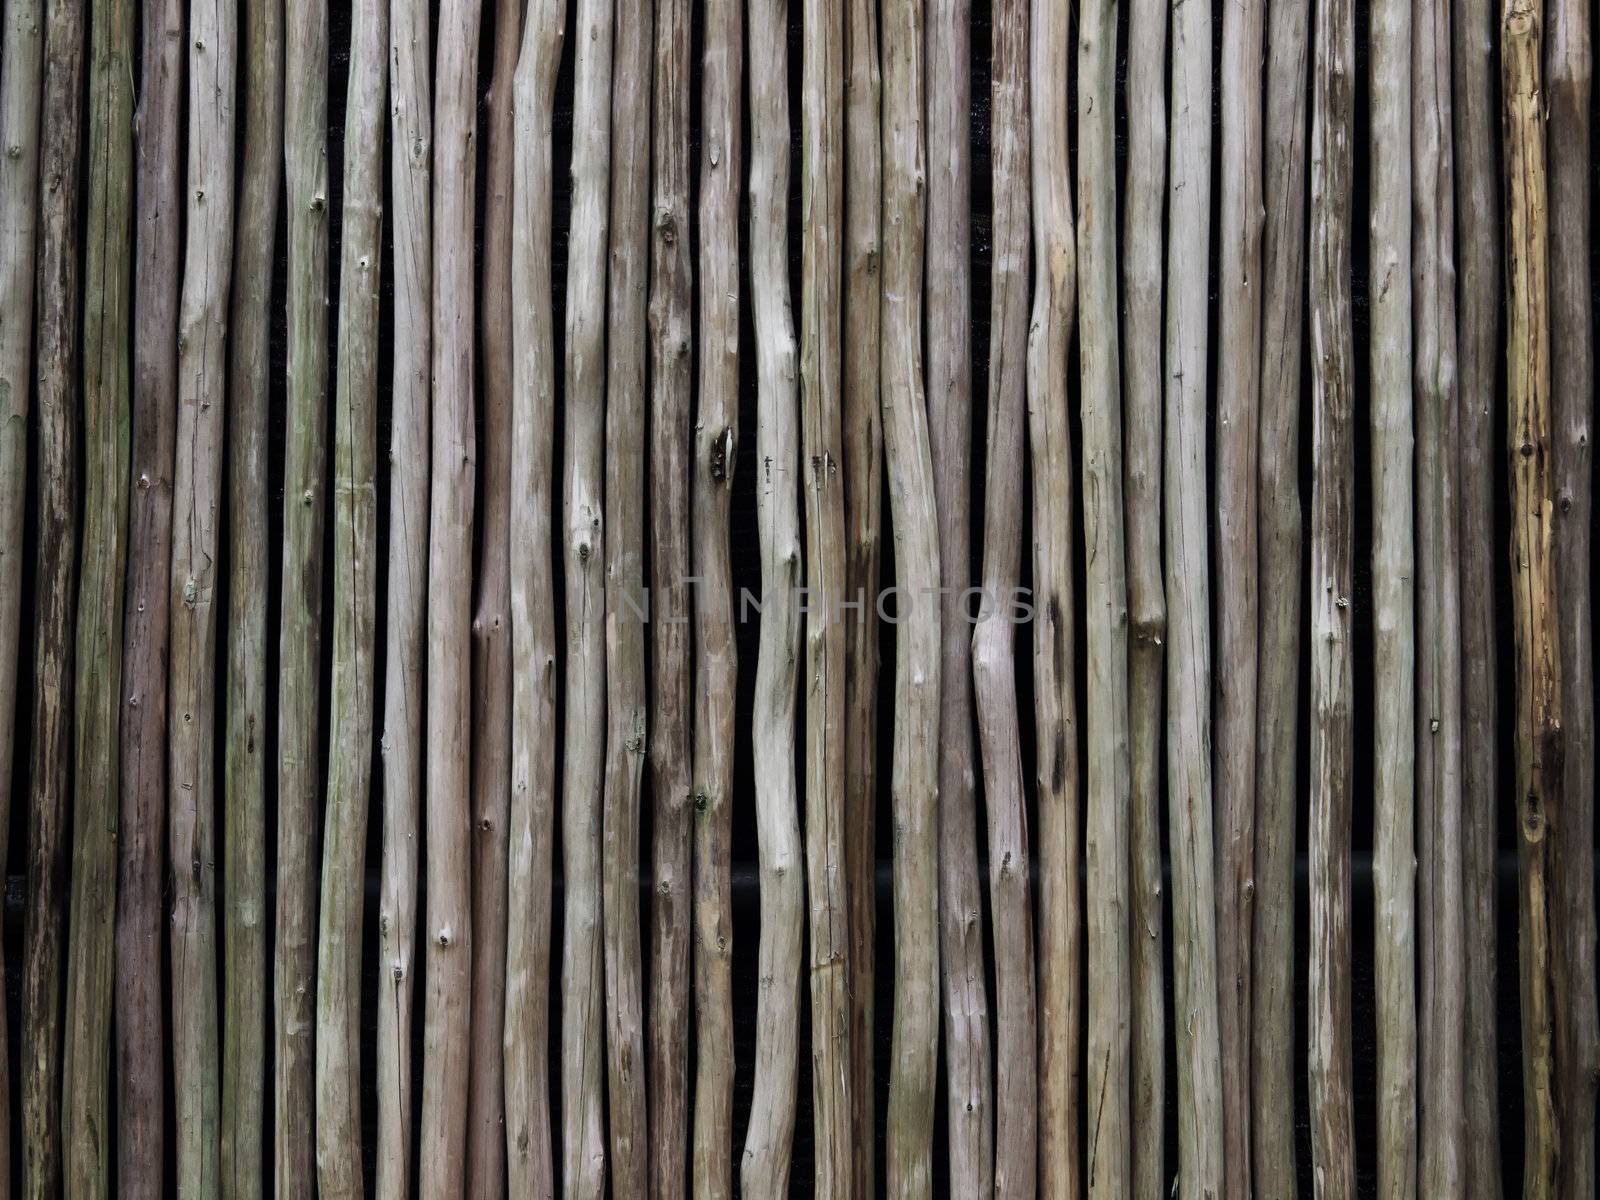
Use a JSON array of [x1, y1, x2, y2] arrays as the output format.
[[799, 0, 854, 1188], [1502, 0, 1560, 1190], [278, 0, 329, 1183], [1254, 0, 1310, 1188], [21, 0, 82, 1187], [926, 4, 993, 1192], [1029, 2, 1082, 1194], [1451, 0, 1503, 1182], [843, 0, 884, 1188], [505, 0, 563, 1193], [468, 0, 517, 1184], [603, 0, 653, 1189], [221, 0, 280, 1188], [378, 0, 430, 1186], [420, 0, 482, 1189], [646, 0, 693, 1189], [1413, 0, 1464, 1189], [881, 1, 941, 1192], [61, 0, 134, 1185], [1122, 0, 1168, 1182], [315, 0, 385, 1188], [1547, 0, 1599, 1187], [743, 2, 804, 1189], [693, 0, 740, 1192], [1308, 0, 1357, 1185], [561, 0, 612, 1193], [975, 0, 1037, 1190], [1079, 0, 1132, 1189], [1165, 0, 1225, 1185]]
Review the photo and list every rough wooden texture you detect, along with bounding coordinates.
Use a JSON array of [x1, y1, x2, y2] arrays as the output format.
[[1502, 0, 1560, 1190], [603, 0, 653, 1190], [377, 0, 429, 1187], [466, 0, 516, 1188], [646, 0, 693, 1190], [843, 0, 884, 1188], [277, 0, 328, 1184], [882, 2, 941, 1191], [1309, 0, 1357, 1185], [1547, 0, 1599, 1188], [315, 0, 384, 1189], [506, 0, 564, 1193], [1254, 0, 1309, 1188], [61, 0, 134, 1185], [419, 0, 481, 1189], [1165, 0, 1225, 1187], [21, 0, 81, 1186], [977, 1, 1037, 1190], [1451, 0, 1502, 1185]]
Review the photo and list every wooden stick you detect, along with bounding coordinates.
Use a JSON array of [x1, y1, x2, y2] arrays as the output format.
[[926, 4, 992, 1192], [1414, 0, 1464, 1189], [21, 0, 81, 1186], [603, 0, 653, 1190], [881, 1, 940, 1191], [1254, 0, 1309, 1189], [647, 0, 694, 1189], [378, 0, 430, 1186], [1502, 0, 1560, 1190], [1029, 2, 1082, 1195], [222, 0, 280, 1191], [694, 0, 740, 1190], [505, 0, 563, 1192], [743, 2, 803, 1189], [315, 0, 385, 1189], [420, 0, 482, 1188], [466, 0, 516, 1187], [1308, 0, 1357, 1184], [843, 0, 883, 1188], [799, 0, 854, 1191], [1079, 0, 1131, 1190], [1547, 0, 1598, 1188], [62, 0, 134, 1184], [277, 0, 329, 1183], [976, 0, 1036, 1190], [1452, 0, 1503, 1183]]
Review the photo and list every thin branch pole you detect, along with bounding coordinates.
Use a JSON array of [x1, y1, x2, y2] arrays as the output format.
[[646, 0, 693, 1188], [1502, 0, 1560, 1189], [277, 0, 329, 1182], [743, 1, 804, 1189], [221, 0, 279, 1189], [1122, 0, 1167, 1179], [21, 0, 82, 1186], [927, 2, 992, 1191], [505, 0, 563, 1192], [1254, 0, 1309, 1189], [1414, 0, 1463, 1188], [1451, 0, 1502, 1180], [881, 1, 941, 1191], [419, 0, 482, 1189], [1308, 0, 1357, 1184], [602, 0, 653, 1189], [315, 0, 385, 1187], [1080, 0, 1131, 1188], [466, 0, 516, 1185], [377, 0, 430, 1185], [1547, 0, 1598, 1186], [1165, 0, 1224, 1183], [842, 0, 884, 1188], [799, 0, 854, 1188], [61, 0, 134, 1184], [976, 0, 1036, 1190]]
